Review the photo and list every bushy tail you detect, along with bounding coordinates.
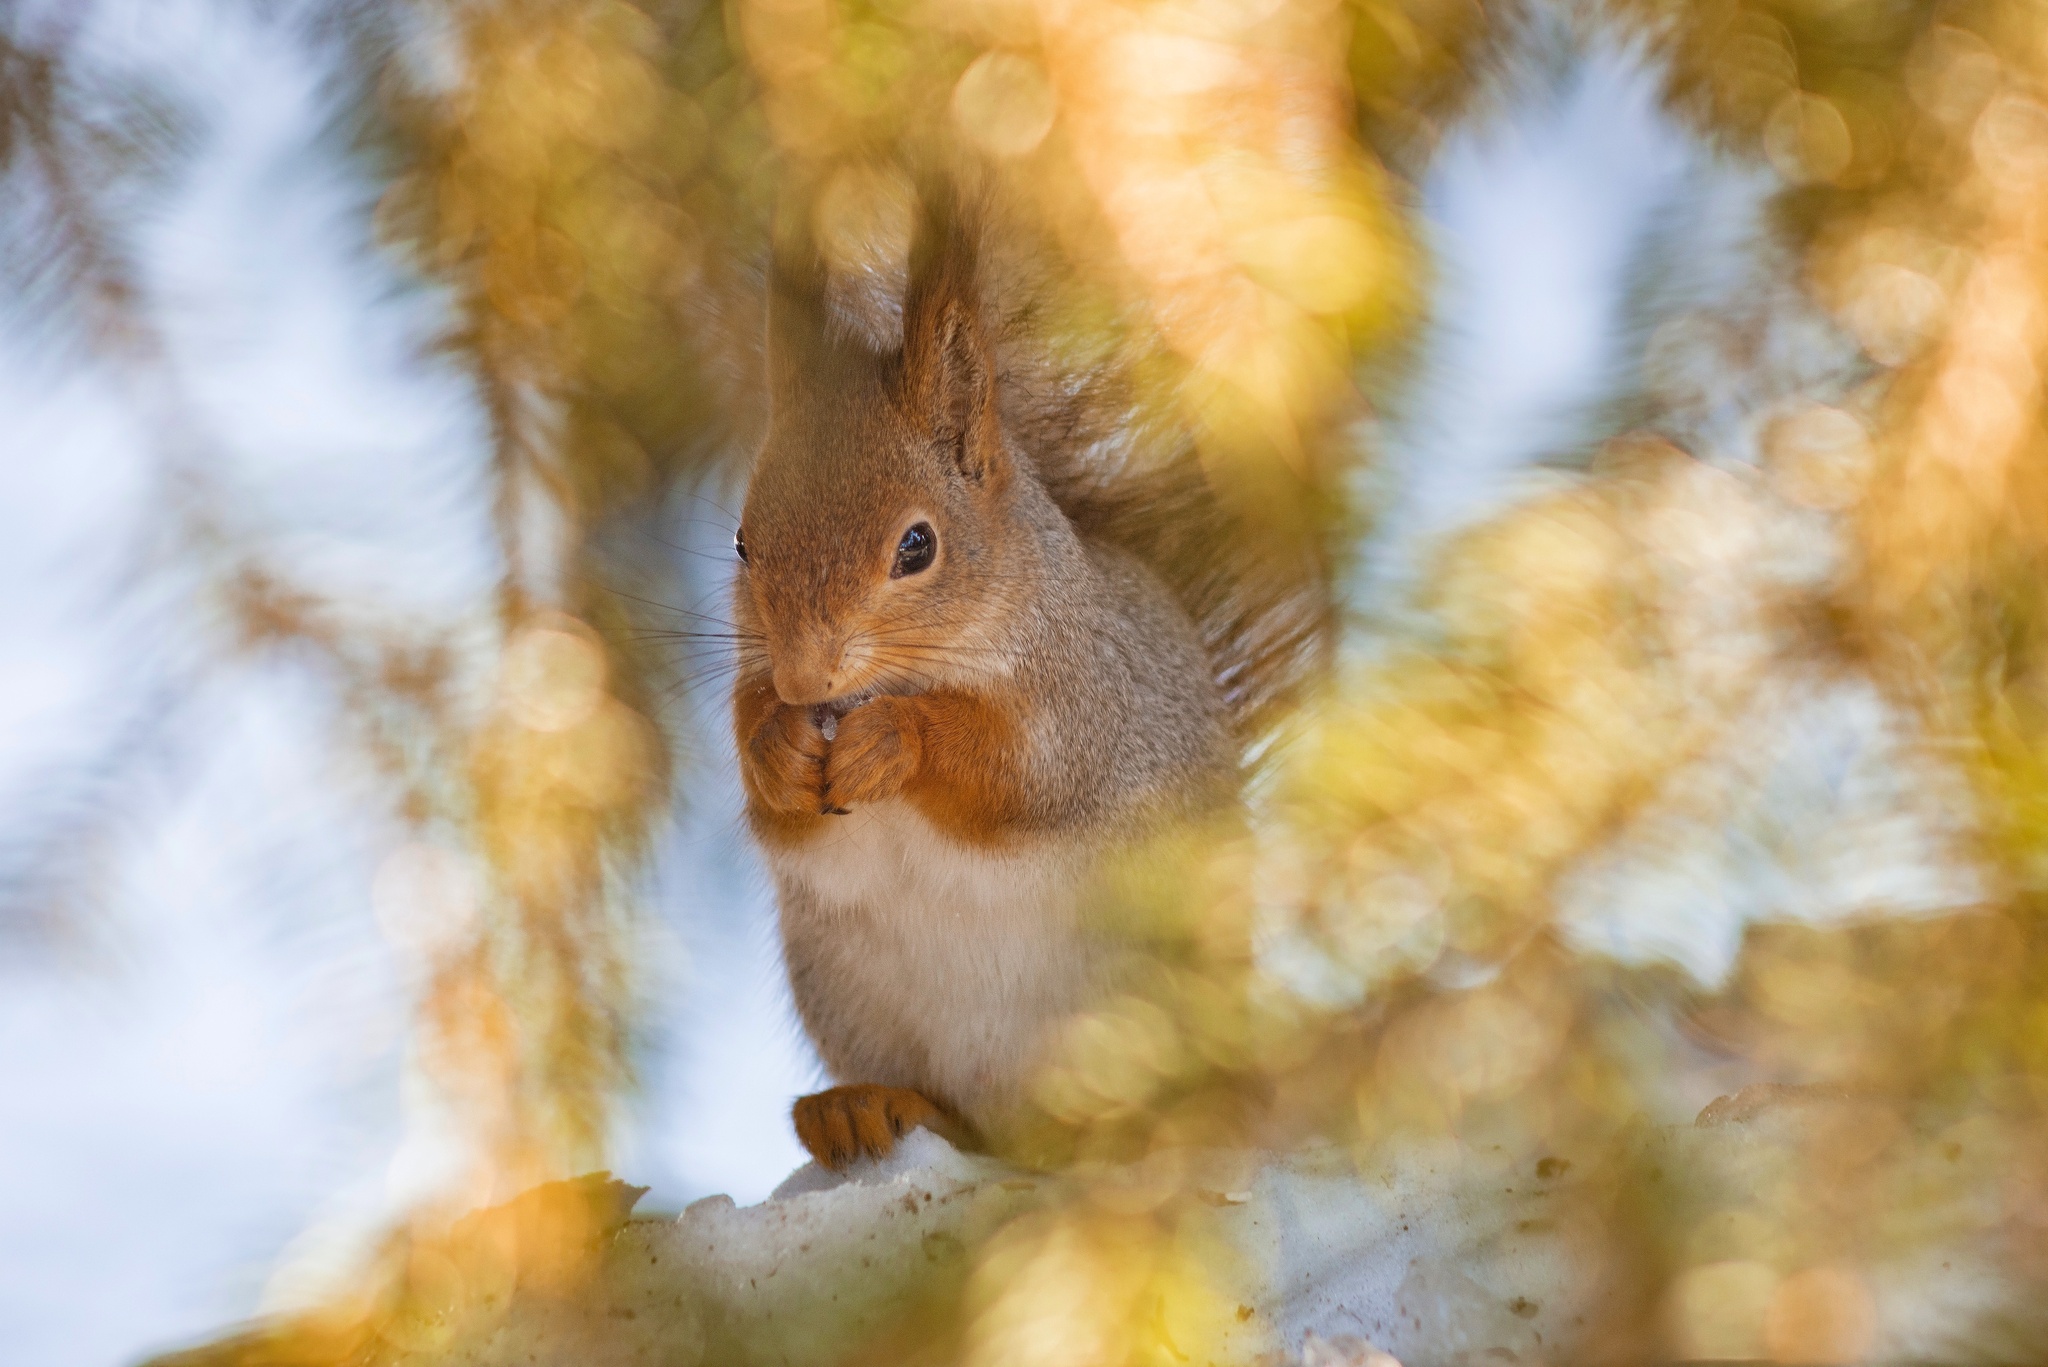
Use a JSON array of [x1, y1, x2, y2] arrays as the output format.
[[955, 183, 1341, 751], [1027, 401, 1336, 749]]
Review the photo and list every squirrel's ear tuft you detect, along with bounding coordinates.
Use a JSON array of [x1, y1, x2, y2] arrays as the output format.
[[766, 199, 853, 418], [902, 182, 1000, 482]]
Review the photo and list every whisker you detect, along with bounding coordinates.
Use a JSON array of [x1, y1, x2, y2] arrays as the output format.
[[620, 628, 760, 642], [681, 491, 740, 524], [866, 639, 1011, 660], [599, 585, 749, 632], [653, 663, 753, 706]]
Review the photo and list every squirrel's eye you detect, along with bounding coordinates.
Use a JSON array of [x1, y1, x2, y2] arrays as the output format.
[[892, 522, 936, 578], [734, 526, 748, 563]]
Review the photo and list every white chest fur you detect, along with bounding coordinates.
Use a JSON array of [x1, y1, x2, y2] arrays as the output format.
[[767, 800, 1105, 1119]]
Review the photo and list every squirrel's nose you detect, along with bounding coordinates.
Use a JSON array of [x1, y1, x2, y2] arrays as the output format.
[[771, 653, 837, 707]]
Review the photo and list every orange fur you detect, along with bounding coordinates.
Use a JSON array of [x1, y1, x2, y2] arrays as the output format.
[[888, 691, 1028, 847], [740, 687, 1030, 850], [819, 695, 922, 810], [792, 1084, 971, 1169], [734, 674, 828, 842]]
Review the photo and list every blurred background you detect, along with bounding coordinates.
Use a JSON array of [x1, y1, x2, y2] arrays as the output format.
[[5, 0, 2046, 1362]]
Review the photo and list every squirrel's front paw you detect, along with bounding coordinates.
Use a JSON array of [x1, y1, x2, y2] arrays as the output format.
[[792, 1084, 957, 1169], [824, 697, 921, 810], [741, 701, 828, 816]]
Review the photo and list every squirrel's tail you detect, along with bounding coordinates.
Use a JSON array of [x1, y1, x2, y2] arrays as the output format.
[[928, 177, 1339, 751], [1030, 408, 1338, 751]]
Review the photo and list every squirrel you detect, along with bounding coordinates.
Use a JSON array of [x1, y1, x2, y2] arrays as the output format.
[[730, 175, 1331, 1169]]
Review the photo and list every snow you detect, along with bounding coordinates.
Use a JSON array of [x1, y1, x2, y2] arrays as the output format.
[[344, 1093, 2040, 1367]]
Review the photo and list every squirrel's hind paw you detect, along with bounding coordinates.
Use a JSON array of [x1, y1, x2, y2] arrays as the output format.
[[792, 1084, 962, 1170]]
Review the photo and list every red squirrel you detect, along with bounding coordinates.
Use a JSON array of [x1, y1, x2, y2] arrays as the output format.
[[731, 179, 1326, 1168]]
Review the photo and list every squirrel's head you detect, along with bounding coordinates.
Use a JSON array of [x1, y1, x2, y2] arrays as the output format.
[[736, 187, 1022, 709]]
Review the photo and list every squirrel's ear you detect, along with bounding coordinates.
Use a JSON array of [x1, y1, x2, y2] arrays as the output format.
[[902, 184, 1000, 482], [766, 204, 849, 418]]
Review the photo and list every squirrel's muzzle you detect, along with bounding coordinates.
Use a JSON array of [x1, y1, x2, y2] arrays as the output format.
[[770, 638, 843, 707]]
